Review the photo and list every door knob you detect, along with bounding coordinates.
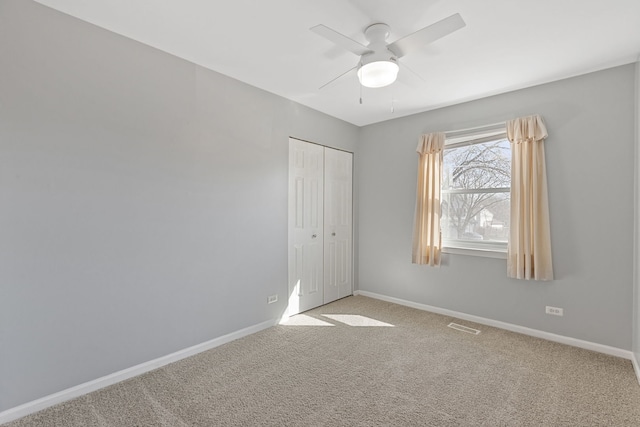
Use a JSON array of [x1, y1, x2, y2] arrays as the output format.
[[312, 234, 317, 238], [331, 232, 336, 236]]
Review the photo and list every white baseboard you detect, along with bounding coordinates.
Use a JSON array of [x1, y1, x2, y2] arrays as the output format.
[[354, 290, 633, 360], [0, 318, 278, 425], [632, 352, 640, 385]]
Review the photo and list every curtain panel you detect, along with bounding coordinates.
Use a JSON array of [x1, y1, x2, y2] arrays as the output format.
[[412, 132, 445, 266], [507, 115, 553, 280]]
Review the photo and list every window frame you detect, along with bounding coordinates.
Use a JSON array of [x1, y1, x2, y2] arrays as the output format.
[[440, 125, 510, 258]]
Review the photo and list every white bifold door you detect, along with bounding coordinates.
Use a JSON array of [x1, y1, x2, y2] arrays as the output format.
[[288, 138, 353, 315]]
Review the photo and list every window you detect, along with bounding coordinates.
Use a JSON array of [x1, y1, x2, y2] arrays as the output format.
[[441, 127, 510, 254]]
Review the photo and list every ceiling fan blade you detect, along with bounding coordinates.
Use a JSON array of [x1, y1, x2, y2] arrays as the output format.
[[398, 61, 426, 83], [387, 13, 466, 58], [319, 65, 358, 90], [311, 25, 372, 56]]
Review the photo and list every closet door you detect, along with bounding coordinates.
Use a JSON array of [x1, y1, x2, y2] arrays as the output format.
[[288, 138, 324, 315], [324, 147, 353, 304]]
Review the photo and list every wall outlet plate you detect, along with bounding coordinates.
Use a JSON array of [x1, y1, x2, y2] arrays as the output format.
[[268, 294, 278, 304], [545, 306, 563, 316]]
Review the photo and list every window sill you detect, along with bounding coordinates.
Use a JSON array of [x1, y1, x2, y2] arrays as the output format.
[[442, 246, 507, 259]]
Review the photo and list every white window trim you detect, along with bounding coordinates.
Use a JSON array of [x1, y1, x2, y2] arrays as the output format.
[[441, 125, 509, 258], [442, 246, 507, 259]]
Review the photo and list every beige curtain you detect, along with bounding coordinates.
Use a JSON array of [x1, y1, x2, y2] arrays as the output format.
[[507, 115, 553, 280], [412, 133, 445, 266]]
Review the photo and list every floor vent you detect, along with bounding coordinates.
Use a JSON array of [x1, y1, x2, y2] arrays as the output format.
[[447, 322, 480, 335]]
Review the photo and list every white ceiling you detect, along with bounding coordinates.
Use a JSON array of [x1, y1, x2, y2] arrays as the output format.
[[34, 0, 640, 127]]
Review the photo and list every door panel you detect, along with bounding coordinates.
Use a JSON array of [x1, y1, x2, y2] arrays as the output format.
[[288, 139, 324, 315], [324, 147, 353, 303]]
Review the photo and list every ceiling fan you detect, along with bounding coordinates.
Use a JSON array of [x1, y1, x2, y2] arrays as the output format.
[[311, 13, 465, 89]]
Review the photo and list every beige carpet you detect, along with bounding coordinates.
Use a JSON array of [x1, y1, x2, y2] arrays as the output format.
[[6, 295, 640, 426]]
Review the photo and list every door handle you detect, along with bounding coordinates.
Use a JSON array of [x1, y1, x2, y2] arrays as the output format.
[[312, 234, 317, 238], [331, 232, 336, 236]]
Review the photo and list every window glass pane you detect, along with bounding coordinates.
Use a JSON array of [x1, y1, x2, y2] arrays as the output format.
[[441, 192, 510, 244], [441, 136, 511, 249], [443, 139, 511, 191]]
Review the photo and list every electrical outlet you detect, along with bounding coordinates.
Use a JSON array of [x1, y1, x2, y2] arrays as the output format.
[[545, 306, 563, 316], [267, 294, 278, 304]]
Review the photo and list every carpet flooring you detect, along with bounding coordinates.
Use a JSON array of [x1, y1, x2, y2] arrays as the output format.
[[5, 295, 640, 426]]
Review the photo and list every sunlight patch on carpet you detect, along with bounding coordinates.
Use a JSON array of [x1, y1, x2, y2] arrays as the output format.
[[282, 314, 335, 326], [322, 314, 394, 327]]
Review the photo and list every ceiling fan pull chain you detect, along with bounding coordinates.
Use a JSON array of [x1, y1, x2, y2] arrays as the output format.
[[391, 89, 395, 113], [359, 80, 363, 105]]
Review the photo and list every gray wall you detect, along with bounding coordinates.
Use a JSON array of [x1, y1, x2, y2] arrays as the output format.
[[0, 0, 358, 411], [358, 64, 636, 350]]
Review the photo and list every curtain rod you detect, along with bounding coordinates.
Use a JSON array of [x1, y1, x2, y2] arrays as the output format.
[[444, 121, 506, 136]]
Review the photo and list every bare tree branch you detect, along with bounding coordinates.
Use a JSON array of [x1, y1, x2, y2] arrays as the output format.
[[442, 139, 511, 239]]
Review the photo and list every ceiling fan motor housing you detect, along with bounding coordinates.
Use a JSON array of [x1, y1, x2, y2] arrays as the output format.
[[358, 23, 398, 88]]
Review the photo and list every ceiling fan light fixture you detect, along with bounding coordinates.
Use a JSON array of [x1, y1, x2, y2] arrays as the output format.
[[357, 59, 399, 88]]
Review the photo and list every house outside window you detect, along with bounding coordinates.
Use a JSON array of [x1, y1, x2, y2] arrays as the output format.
[[441, 126, 510, 254]]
